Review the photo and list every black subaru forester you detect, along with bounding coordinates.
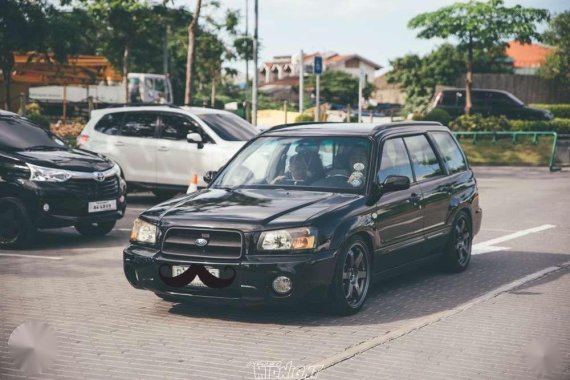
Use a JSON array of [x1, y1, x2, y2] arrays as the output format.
[[0, 111, 127, 249], [124, 121, 482, 315]]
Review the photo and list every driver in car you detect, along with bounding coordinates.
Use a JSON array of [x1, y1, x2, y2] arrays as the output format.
[[272, 152, 324, 185]]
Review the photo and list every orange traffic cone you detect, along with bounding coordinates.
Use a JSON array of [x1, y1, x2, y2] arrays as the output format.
[[187, 174, 198, 194]]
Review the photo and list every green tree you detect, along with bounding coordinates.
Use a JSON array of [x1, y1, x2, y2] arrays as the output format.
[[540, 11, 570, 86], [0, 0, 47, 110], [86, 0, 155, 102], [387, 43, 511, 112], [408, 0, 549, 115], [308, 70, 374, 107]]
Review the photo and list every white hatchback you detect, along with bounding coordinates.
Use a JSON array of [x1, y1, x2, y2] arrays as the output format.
[[78, 106, 257, 195]]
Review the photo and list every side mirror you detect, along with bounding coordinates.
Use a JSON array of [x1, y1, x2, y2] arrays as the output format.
[[187, 132, 204, 149], [380, 175, 410, 192], [203, 170, 218, 184]]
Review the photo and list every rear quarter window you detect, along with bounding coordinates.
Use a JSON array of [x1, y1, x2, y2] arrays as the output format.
[[431, 132, 467, 174], [94, 113, 123, 135]]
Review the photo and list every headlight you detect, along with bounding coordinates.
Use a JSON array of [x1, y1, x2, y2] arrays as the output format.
[[27, 163, 72, 182], [257, 227, 317, 251], [130, 218, 158, 245]]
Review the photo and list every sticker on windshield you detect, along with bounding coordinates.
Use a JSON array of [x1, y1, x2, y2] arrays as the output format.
[[353, 162, 365, 171], [350, 178, 363, 187]]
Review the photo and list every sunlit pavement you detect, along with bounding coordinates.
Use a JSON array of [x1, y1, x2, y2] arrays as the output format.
[[1, 167, 569, 379]]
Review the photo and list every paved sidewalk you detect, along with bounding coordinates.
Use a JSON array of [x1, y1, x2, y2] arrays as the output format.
[[320, 267, 570, 380]]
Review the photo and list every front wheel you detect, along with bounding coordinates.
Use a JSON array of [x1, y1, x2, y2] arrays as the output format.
[[74, 220, 116, 237], [442, 212, 472, 273], [0, 197, 36, 249], [328, 237, 371, 315]]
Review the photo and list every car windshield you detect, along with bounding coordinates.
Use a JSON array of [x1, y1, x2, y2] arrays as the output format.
[[212, 136, 372, 193], [0, 115, 67, 151], [199, 113, 258, 141]]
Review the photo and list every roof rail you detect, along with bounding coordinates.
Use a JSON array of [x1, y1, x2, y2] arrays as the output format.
[[371, 121, 443, 133], [102, 103, 181, 109], [259, 121, 342, 134]]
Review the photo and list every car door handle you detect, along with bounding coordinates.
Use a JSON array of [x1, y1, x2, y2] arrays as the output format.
[[114, 141, 125, 146], [408, 193, 421, 204], [158, 146, 169, 152]]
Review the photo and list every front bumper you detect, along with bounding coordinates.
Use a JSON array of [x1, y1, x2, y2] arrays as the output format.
[[123, 246, 337, 305], [20, 177, 127, 228]]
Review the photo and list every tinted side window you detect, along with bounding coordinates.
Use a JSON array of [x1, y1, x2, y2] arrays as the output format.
[[403, 135, 443, 181], [94, 113, 123, 135], [489, 92, 516, 107], [378, 138, 414, 183], [160, 113, 203, 141], [431, 132, 467, 174], [441, 92, 456, 106], [121, 112, 158, 138]]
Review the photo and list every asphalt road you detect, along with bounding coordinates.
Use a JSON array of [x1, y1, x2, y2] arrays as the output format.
[[1, 167, 569, 379]]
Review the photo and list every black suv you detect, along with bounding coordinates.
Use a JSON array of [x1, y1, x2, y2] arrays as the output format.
[[430, 88, 554, 121], [124, 122, 482, 315], [0, 111, 127, 248]]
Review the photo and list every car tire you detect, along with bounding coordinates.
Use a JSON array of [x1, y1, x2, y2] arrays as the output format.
[[0, 197, 36, 249], [74, 220, 116, 237], [327, 236, 371, 316], [442, 211, 472, 273]]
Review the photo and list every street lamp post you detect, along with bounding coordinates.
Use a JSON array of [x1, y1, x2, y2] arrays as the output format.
[[251, 0, 258, 127]]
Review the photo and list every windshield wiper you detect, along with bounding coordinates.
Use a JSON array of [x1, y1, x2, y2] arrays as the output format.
[[23, 145, 67, 151]]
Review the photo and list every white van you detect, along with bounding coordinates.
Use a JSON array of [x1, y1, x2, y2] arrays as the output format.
[[78, 106, 257, 196]]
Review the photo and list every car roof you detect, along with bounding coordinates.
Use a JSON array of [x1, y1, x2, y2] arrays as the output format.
[[439, 88, 514, 96], [261, 122, 448, 138], [90, 105, 232, 117], [0, 109, 20, 117]]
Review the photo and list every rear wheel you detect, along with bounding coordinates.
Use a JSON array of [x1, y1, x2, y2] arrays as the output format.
[[442, 212, 472, 272], [74, 220, 116, 237], [328, 237, 371, 315], [0, 197, 35, 249]]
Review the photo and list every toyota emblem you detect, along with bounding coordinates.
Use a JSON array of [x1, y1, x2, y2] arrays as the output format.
[[94, 172, 105, 182]]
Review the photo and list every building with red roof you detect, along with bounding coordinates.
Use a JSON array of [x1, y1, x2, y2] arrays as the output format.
[[505, 40, 553, 75]]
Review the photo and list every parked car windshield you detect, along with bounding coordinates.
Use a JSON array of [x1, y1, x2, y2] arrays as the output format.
[[212, 136, 372, 193], [199, 113, 258, 141], [0, 115, 67, 151]]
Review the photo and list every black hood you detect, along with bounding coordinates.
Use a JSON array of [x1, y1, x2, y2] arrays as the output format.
[[141, 188, 361, 232], [14, 149, 113, 172]]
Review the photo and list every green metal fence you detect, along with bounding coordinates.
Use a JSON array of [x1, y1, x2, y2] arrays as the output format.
[[453, 131, 560, 172]]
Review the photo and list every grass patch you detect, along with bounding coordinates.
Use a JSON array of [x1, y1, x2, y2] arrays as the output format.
[[456, 135, 554, 166]]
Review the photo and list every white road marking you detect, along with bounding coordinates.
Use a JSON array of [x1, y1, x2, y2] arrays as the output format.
[[0, 253, 63, 260], [127, 207, 149, 211], [472, 224, 556, 255], [299, 259, 570, 379]]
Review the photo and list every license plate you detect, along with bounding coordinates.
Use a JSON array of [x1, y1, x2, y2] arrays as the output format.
[[88, 200, 117, 213], [172, 266, 219, 287]]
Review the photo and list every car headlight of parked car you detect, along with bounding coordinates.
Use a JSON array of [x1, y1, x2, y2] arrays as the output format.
[[130, 218, 158, 245], [27, 163, 72, 182], [257, 227, 317, 251]]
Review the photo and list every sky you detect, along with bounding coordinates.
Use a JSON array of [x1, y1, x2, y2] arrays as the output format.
[[206, 0, 568, 76]]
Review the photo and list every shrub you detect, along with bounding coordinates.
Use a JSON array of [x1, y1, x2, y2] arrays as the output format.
[[449, 114, 511, 132], [510, 118, 570, 135], [294, 113, 314, 123], [421, 108, 451, 125], [530, 104, 570, 119], [26, 113, 50, 129]]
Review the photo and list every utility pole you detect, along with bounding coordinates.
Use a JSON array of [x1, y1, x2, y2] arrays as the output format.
[[299, 50, 304, 113], [163, 25, 169, 76], [315, 75, 320, 122], [358, 70, 363, 123], [251, 0, 258, 127], [244, 0, 249, 102]]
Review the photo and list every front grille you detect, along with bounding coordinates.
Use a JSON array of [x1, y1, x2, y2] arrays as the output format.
[[66, 176, 120, 200], [162, 228, 243, 259]]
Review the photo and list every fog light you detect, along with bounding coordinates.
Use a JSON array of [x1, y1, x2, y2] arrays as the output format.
[[272, 276, 292, 295], [42, 203, 50, 212], [119, 195, 125, 203]]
